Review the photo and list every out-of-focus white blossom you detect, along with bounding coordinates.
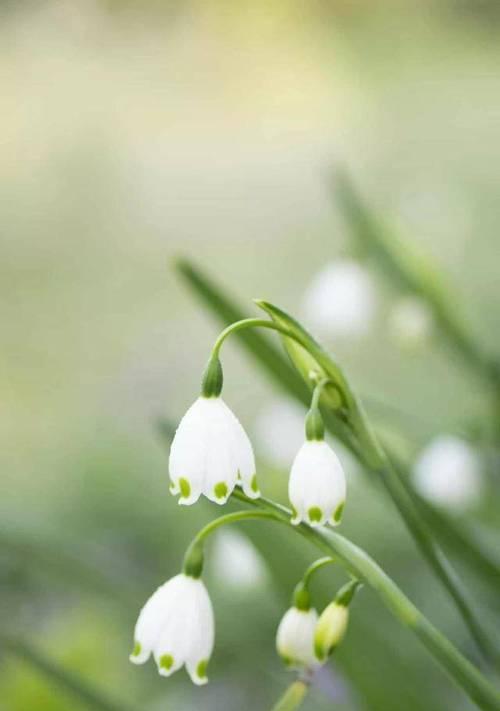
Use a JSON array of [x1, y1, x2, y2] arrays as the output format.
[[301, 260, 376, 339], [130, 573, 214, 685], [413, 435, 483, 511], [276, 606, 319, 670], [169, 396, 259, 505], [390, 296, 433, 349], [289, 440, 346, 527], [211, 528, 269, 591], [254, 397, 306, 468]]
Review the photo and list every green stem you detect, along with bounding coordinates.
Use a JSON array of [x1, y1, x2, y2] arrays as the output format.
[[232, 490, 500, 711], [211, 318, 311, 361], [270, 680, 309, 711], [302, 557, 336, 587], [354, 420, 498, 667], [191, 509, 278, 545]]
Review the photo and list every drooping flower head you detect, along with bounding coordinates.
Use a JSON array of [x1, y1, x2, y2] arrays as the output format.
[[276, 584, 319, 671], [169, 356, 259, 505], [288, 403, 346, 527], [130, 572, 215, 685]]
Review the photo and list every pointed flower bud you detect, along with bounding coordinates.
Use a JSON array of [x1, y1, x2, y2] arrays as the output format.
[[289, 439, 346, 527], [169, 396, 259, 505], [314, 580, 361, 662], [276, 605, 320, 670], [130, 573, 215, 685]]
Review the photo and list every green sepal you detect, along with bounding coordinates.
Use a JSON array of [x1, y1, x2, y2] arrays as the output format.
[[183, 541, 204, 578], [335, 578, 362, 607], [201, 355, 223, 398], [292, 582, 311, 611], [305, 408, 325, 441]]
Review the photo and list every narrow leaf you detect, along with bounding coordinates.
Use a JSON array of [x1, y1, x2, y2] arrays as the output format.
[[2, 638, 139, 711]]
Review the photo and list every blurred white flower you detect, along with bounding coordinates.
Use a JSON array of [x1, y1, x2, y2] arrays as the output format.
[[301, 259, 376, 339], [211, 528, 269, 591], [130, 573, 214, 685], [276, 606, 319, 669], [169, 396, 259, 505], [314, 601, 349, 662], [389, 295, 433, 349], [413, 436, 483, 511], [289, 440, 346, 527], [254, 397, 306, 468]]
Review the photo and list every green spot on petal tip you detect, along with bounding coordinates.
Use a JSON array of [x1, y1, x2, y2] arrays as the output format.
[[131, 641, 141, 657], [214, 481, 228, 500], [250, 474, 259, 493], [196, 659, 208, 680], [160, 654, 174, 671], [179, 478, 191, 499], [334, 502, 345, 523], [308, 506, 322, 523]]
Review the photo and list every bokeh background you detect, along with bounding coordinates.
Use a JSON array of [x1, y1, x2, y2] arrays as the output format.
[[1, 1, 500, 709]]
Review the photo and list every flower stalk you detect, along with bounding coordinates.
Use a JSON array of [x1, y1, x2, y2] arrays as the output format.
[[232, 489, 500, 711]]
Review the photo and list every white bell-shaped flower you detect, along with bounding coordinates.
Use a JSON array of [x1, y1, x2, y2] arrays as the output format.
[[169, 396, 259, 505], [413, 435, 483, 511], [130, 573, 214, 685], [276, 606, 319, 670], [289, 440, 346, 527], [301, 259, 376, 340]]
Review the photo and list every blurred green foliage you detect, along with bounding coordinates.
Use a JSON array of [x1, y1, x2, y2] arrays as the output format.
[[1, 1, 499, 710]]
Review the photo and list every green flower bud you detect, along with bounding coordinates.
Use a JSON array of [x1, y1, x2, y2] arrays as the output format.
[[314, 602, 349, 662], [314, 579, 361, 661]]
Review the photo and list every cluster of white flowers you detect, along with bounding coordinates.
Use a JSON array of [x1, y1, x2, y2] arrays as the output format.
[[130, 354, 349, 684], [276, 580, 357, 673], [301, 259, 434, 350], [169, 389, 347, 529]]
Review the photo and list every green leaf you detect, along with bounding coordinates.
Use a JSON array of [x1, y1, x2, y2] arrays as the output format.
[[176, 259, 356, 446], [175, 259, 498, 664], [2, 638, 139, 711], [334, 170, 495, 381]]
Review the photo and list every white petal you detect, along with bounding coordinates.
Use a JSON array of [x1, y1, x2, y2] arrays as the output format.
[[169, 398, 208, 505], [202, 399, 239, 503], [231, 416, 259, 498], [130, 574, 186, 665], [185, 581, 215, 685], [276, 607, 319, 668]]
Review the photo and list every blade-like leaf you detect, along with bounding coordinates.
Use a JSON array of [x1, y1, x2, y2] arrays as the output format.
[[175, 259, 354, 446], [253, 299, 498, 665], [175, 259, 498, 664], [2, 637, 139, 711], [334, 170, 496, 382]]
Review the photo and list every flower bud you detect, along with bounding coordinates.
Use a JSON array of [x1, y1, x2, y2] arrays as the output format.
[[314, 579, 361, 662], [314, 602, 349, 662]]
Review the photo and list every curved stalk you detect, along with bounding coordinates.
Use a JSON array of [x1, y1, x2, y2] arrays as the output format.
[[302, 557, 336, 587], [232, 490, 500, 711], [211, 318, 312, 361]]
